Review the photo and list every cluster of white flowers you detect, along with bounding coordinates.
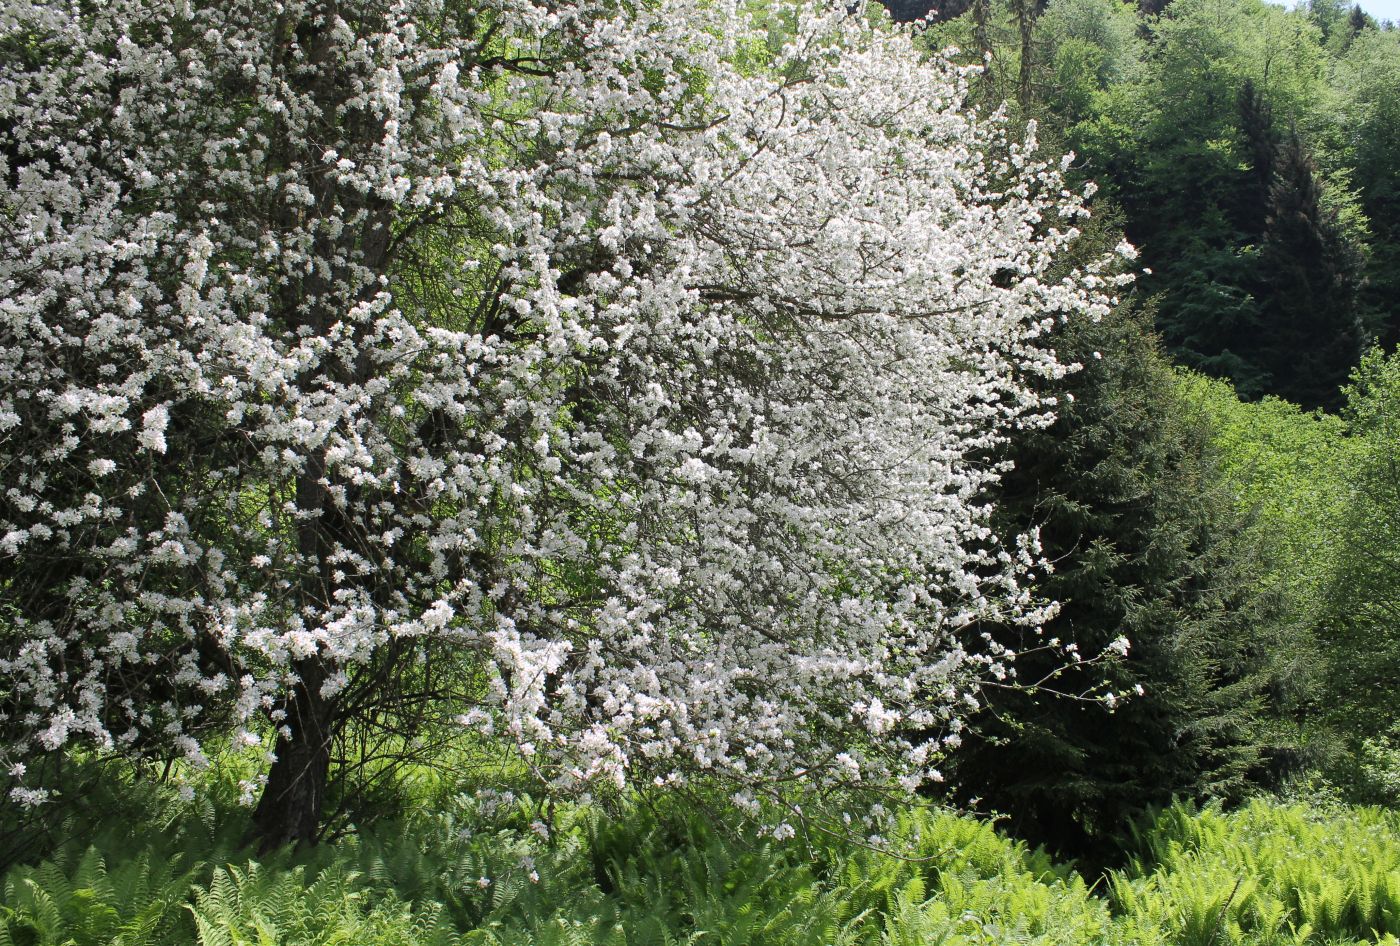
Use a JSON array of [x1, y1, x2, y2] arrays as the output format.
[[0, 0, 1120, 809]]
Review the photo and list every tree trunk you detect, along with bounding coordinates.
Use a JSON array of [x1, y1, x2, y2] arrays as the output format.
[[973, 0, 991, 62], [250, 457, 338, 851], [1014, 0, 1036, 110], [246, 3, 396, 853], [250, 657, 335, 851]]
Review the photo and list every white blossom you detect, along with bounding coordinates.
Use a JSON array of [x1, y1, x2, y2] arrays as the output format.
[[0, 0, 1118, 811], [138, 406, 170, 454]]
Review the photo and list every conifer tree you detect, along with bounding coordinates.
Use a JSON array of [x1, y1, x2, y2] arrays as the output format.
[[945, 304, 1300, 860], [1346, 5, 1373, 44], [1237, 80, 1277, 234], [1251, 131, 1370, 410]]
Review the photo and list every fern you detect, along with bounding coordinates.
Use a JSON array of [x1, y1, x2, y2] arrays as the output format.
[[9, 775, 1400, 946]]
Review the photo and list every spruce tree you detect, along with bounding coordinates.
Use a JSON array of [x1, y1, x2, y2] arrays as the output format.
[[1237, 80, 1277, 235], [1143, 82, 1369, 409], [1251, 130, 1370, 410], [1346, 5, 1373, 44], [1112, 71, 1276, 401], [1332, 28, 1400, 349], [945, 305, 1302, 862]]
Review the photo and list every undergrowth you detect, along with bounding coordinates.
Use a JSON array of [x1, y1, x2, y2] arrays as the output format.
[[4, 778, 1400, 946]]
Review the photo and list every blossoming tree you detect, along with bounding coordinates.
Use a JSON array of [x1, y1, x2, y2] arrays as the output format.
[[0, 0, 1119, 845]]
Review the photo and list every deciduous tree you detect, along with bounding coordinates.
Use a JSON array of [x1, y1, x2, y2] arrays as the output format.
[[0, 0, 1116, 847]]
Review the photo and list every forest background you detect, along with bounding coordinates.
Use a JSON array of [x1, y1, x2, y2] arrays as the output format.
[[5, 0, 1400, 944]]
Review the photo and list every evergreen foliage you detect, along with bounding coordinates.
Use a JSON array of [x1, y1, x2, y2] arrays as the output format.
[[1108, 2, 1366, 409], [944, 304, 1300, 861], [1322, 28, 1400, 347], [1250, 130, 1370, 410]]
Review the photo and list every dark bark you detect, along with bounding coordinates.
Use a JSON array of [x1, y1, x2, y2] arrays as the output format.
[[243, 0, 401, 851], [251, 455, 337, 851], [250, 658, 336, 851], [1013, 0, 1037, 110], [973, 0, 990, 58]]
